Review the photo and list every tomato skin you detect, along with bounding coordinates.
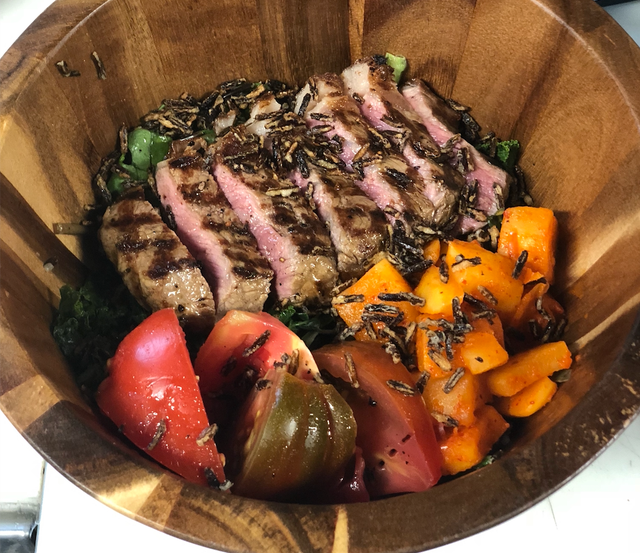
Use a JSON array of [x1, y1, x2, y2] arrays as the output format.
[[194, 310, 319, 399], [313, 342, 442, 497], [229, 369, 357, 501], [96, 309, 225, 486]]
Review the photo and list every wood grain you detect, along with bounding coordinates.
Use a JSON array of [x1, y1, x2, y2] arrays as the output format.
[[1, 0, 640, 551]]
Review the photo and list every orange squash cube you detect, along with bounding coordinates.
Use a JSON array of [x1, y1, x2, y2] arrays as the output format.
[[334, 258, 418, 341], [446, 240, 524, 325], [424, 371, 484, 427], [498, 206, 558, 284], [486, 341, 572, 397], [423, 239, 441, 265], [415, 314, 454, 378], [494, 377, 558, 417], [439, 405, 509, 475], [414, 265, 464, 318], [457, 331, 509, 375]]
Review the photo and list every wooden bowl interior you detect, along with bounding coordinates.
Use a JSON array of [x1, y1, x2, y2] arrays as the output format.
[[1, 0, 640, 551]]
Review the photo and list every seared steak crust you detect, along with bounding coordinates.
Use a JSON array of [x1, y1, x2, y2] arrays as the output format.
[[156, 154, 273, 316], [211, 129, 338, 303], [99, 197, 216, 332], [247, 95, 388, 280]]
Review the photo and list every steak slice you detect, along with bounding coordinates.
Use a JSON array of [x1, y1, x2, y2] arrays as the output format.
[[99, 196, 216, 332], [341, 58, 440, 158], [211, 129, 338, 304], [341, 59, 463, 229], [402, 79, 512, 232], [295, 74, 437, 231], [156, 154, 273, 316], [246, 94, 388, 280]]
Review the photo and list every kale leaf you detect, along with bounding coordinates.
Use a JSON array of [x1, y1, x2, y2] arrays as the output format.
[[476, 138, 521, 174], [52, 277, 148, 395], [269, 304, 338, 349]]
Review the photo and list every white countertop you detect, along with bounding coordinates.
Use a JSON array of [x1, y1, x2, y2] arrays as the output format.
[[1, 1, 639, 552]]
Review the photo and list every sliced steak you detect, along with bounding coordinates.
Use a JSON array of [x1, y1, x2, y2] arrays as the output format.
[[295, 74, 437, 231], [341, 59, 463, 229], [290, 169, 388, 280], [211, 129, 338, 304], [156, 155, 273, 316], [342, 58, 439, 157], [247, 94, 388, 280], [99, 196, 216, 332], [402, 79, 512, 231]]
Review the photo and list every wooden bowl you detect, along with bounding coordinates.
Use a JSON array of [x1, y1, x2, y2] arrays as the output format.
[[1, 0, 640, 550]]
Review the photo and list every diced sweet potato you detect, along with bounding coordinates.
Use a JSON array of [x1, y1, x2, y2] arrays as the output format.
[[457, 331, 509, 375], [415, 265, 464, 318], [439, 405, 509, 475], [494, 377, 558, 417], [415, 314, 454, 378], [415, 312, 506, 379], [511, 281, 550, 331], [498, 207, 558, 284], [446, 240, 524, 325], [424, 371, 484, 427], [486, 341, 572, 397], [423, 239, 440, 265], [468, 310, 505, 348], [334, 258, 418, 341]]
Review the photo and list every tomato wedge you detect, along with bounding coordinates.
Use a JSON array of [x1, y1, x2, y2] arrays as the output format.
[[313, 342, 442, 497], [228, 369, 357, 501], [96, 309, 226, 487], [194, 310, 320, 399]]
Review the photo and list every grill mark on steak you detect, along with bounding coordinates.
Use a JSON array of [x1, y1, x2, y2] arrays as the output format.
[[294, 74, 438, 232], [146, 256, 200, 280], [156, 153, 273, 315], [245, 92, 388, 279], [211, 128, 338, 303], [100, 197, 216, 333], [401, 79, 512, 232]]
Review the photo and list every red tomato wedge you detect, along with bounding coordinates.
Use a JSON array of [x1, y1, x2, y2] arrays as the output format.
[[313, 342, 442, 497], [194, 310, 320, 399], [96, 309, 226, 487]]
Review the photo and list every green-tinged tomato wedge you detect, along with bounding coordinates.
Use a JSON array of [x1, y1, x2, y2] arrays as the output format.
[[229, 369, 357, 501], [385, 52, 407, 84]]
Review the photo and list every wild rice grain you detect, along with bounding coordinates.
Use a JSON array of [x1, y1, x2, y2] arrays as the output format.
[[146, 420, 167, 451], [344, 352, 359, 388], [431, 412, 459, 428], [242, 330, 271, 357], [332, 294, 365, 305], [386, 379, 416, 396], [478, 286, 498, 305], [415, 371, 430, 395], [91, 51, 107, 80], [378, 292, 426, 307], [443, 367, 465, 394], [196, 423, 219, 446], [512, 250, 528, 279], [439, 262, 449, 284], [55, 60, 80, 77]]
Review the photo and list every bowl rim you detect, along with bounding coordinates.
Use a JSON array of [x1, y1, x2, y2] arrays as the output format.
[[1, 0, 640, 551]]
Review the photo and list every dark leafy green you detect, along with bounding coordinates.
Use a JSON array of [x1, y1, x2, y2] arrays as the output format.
[[385, 53, 407, 84], [476, 139, 520, 174], [52, 278, 148, 394], [107, 128, 172, 194], [269, 305, 338, 349]]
